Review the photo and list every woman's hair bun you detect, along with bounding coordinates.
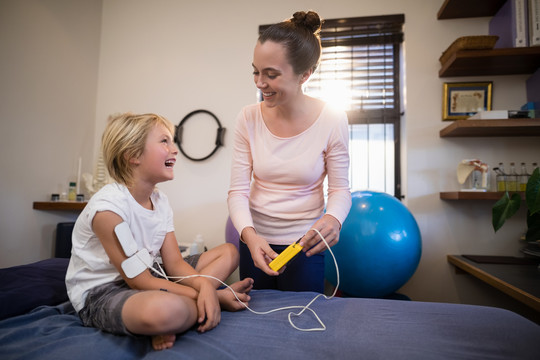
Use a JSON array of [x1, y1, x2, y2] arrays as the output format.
[[291, 10, 322, 34]]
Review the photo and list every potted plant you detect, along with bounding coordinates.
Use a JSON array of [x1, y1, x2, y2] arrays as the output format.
[[492, 167, 540, 242]]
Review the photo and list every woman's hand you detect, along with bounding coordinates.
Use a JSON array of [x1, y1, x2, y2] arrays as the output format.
[[195, 280, 221, 333], [241, 227, 280, 276], [299, 214, 341, 257]]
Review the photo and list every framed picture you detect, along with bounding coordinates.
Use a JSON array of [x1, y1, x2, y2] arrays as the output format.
[[442, 82, 492, 121]]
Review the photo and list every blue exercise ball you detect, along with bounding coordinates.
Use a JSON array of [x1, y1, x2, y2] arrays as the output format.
[[325, 191, 422, 298]]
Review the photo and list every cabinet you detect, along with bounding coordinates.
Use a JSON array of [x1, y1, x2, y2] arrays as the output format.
[[437, 0, 540, 201]]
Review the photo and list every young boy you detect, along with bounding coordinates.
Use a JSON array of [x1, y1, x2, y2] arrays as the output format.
[[65, 112, 253, 350]]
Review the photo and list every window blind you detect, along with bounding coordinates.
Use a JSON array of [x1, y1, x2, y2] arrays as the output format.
[[305, 14, 404, 124]]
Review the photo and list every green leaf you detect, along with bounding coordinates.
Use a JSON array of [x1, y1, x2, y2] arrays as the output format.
[[526, 167, 540, 215], [525, 209, 540, 242], [492, 192, 521, 232]]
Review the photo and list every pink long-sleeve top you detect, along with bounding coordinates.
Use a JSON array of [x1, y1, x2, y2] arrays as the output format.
[[227, 102, 352, 246]]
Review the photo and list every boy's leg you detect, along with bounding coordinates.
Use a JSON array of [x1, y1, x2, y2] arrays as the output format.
[[194, 242, 239, 286], [194, 242, 253, 310], [80, 280, 197, 351], [122, 290, 197, 336]]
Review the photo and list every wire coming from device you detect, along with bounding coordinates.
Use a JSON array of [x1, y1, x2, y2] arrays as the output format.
[[151, 228, 340, 332]]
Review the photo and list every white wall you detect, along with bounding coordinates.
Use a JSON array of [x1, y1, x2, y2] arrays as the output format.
[[0, 0, 101, 265], [1, 0, 538, 310]]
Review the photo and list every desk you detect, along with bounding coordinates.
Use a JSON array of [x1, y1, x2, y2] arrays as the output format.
[[447, 255, 540, 312]]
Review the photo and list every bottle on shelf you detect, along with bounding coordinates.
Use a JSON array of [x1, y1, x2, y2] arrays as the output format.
[[494, 162, 506, 191], [506, 162, 518, 192], [68, 182, 77, 201], [519, 163, 529, 192], [532, 163, 539, 181], [471, 164, 490, 190], [190, 234, 205, 256]]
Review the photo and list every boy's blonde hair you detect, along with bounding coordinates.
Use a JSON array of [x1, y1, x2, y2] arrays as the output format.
[[101, 112, 175, 187]]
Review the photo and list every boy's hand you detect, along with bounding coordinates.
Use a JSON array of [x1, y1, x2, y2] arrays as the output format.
[[196, 280, 220, 333]]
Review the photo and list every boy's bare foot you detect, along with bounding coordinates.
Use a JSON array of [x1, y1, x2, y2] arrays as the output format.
[[152, 334, 176, 351], [218, 278, 254, 311]]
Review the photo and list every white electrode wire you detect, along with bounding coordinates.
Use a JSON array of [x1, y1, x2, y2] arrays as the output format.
[[150, 228, 340, 332]]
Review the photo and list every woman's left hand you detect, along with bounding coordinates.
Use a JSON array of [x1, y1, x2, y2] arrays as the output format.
[[299, 214, 341, 257]]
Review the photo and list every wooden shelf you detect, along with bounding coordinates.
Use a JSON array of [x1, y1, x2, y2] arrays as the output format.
[[33, 201, 87, 211], [447, 255, 540, 312], [439, 47, 540, 77], [437, 0, 506, 19], [440, 191, 524, 200], [440, 119, 540, 137]]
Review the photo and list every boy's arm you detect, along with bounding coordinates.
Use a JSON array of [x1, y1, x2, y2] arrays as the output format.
[[93, 210, 220, 332], [160, 231, 220, 332], [159, 231, 207, 289], [92, 211, 197, 299]]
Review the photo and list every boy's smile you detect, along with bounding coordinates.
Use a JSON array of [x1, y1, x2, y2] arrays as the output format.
[[165, 158, 176, 168]]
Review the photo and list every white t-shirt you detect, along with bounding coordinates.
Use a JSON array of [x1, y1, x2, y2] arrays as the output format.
[[65, 183, 174, 312]]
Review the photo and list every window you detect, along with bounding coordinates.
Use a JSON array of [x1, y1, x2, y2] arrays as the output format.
[[260, 14, 405, 198]]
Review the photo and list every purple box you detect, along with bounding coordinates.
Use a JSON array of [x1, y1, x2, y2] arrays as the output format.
[[526, 68, 540, 103], [489, 0, 529, 47]]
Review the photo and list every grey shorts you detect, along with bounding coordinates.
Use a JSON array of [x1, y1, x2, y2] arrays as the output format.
[[78, 255, 201, 336], [78, 279, 138, 336]]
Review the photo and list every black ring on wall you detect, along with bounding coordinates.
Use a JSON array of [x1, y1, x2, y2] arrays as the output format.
[[174, 109, 225, 162]]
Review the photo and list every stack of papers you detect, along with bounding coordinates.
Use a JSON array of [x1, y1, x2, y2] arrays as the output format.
[[468, 110, 508, 120], [468, 110, 533, 120]]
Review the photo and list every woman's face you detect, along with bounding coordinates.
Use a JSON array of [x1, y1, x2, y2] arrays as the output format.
[[252, 40, 305, 107]]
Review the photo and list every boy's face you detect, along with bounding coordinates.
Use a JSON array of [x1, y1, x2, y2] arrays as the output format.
[[133, 123, 178, 185]]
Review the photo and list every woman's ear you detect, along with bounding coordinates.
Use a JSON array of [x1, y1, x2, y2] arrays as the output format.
[[300, 69, 313, 85]]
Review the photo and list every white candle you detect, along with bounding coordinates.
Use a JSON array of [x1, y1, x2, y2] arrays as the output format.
[[76, 157, 82, 194]]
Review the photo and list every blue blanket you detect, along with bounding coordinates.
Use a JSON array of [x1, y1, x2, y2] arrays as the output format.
[[1, 289, 539, 360], [0, 258, 69, 320]]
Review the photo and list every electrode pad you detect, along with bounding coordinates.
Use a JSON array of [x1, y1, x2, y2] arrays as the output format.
[[114, 222, 153, 278], [121, 248, 153, 278], [114, 222, 137, 257]]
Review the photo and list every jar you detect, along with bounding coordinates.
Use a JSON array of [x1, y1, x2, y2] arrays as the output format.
[[471, 169, 490, 190], [68, 182, 77, 201]]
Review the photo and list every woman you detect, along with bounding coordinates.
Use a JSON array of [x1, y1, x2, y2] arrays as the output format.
[[227, 11, 351, 293]]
